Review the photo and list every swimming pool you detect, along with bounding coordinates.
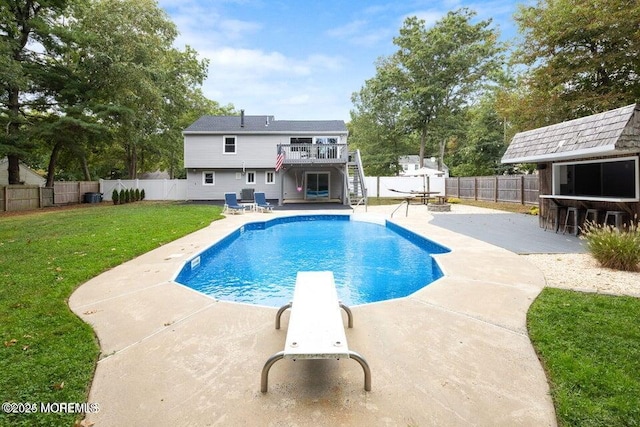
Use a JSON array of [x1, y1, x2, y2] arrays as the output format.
[[174, 215, 450, 307]]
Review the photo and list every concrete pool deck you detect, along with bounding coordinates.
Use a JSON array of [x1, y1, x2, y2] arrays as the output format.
[[69, 204, 557, 426]]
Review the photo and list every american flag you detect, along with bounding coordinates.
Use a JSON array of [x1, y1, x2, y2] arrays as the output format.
[[275, 145, 285, 172]]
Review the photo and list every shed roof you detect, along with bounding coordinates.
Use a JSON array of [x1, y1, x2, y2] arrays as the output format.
[[183, 115, 347, 134], [501, 104, 640, 163]]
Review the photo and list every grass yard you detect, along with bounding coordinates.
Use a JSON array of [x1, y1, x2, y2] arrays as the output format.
[[528, 288, 640, 426], [0, 202, 223, 427]]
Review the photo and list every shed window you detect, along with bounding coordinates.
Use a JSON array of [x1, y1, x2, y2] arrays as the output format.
[[553, 156, 639, 200]]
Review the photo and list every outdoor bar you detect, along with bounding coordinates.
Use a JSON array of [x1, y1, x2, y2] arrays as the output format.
[[501, 104, 640, 235]]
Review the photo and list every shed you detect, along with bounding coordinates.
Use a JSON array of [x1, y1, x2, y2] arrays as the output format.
[[501, 104, 640, 231], [0, 157, 46, 186]]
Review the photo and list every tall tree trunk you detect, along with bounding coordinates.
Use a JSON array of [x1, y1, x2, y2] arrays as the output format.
[[438, 139, 446, 171], [127, 143, 137, 179], [46, 141, 63, 187], [7, 154, 21, 185], [419, 126, 427, 168], [7, 88, 21, 184], [80, 155, 91, 181]]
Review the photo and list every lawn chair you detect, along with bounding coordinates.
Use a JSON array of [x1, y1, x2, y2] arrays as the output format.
[[254, 192, 273, 213], [223, 192, 248, 214]]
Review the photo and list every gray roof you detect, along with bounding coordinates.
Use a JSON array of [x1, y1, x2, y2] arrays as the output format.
[[501, 103, 640, 163], [183, 115, 348, 134]]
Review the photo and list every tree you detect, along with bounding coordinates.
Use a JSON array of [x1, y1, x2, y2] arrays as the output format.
[[447, 93, 510, 176], [390, 10, 505, 169], [0, 0, 78, 184], [350, 58, 414, 176], [500, 0, 640, 129], [71, 0, 207, 179]]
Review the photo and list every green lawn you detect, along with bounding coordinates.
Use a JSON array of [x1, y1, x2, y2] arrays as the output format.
[[0, 202, 223, 426], [528, 288, 640, 426]]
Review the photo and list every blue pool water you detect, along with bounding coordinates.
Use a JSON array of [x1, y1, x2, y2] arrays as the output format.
[[175, 215, 450, 307]]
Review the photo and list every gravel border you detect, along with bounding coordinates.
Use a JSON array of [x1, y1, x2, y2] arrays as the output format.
[[523, 253, 640, 297]]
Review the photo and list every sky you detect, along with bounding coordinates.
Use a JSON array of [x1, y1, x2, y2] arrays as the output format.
[[158, 0, 527, 122]]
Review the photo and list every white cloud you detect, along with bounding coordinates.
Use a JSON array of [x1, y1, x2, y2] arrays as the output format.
[[218, 19, 262, 40], [199, 46, 350, 119]]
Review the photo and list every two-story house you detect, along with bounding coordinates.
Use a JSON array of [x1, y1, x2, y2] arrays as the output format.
[[183, 112, 366, 206]]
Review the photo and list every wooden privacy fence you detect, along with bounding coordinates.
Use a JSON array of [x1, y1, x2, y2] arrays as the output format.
[[1, 181, 100, 212], [1, 186, 54, 212], [445, 175, 539, 205], [53, 181, 100, 204]]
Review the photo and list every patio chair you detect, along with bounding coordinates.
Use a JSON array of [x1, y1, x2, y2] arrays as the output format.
[[223, 192, 248, 214], [254, 192, 273, 213]]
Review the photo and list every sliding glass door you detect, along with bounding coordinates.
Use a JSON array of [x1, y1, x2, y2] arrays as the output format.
[[305, 172, 329, 200]]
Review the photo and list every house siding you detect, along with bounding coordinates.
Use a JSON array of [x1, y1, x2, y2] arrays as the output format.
[[186, 169, 280, 201], [184, 134, 285, 169], [186, 166, 347, 202]]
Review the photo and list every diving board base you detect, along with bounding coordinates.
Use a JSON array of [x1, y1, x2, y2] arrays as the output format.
[[261, 271, 371, 393]]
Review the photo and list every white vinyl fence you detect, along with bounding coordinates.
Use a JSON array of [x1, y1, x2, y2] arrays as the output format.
[[365, 176, 446, 198], [100, 179, 188, 201], [100, 176, 444, 202]]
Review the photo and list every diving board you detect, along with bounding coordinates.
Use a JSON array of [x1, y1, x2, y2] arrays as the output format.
[[261, 271, 371, 392]]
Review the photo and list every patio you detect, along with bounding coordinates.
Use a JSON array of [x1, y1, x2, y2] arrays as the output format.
[[69, 204, 556, 426]]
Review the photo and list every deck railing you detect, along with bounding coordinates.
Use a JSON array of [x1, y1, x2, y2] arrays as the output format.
[[278, 144, 348, 164]]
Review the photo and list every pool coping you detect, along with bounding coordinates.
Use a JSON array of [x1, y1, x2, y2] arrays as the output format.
[[69, 204, 557, 426]]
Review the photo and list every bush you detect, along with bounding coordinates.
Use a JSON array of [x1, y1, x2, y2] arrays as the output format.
[[119, 189, 126, 204], [581, 218, 640, 271], [134, 188, 140, 201], [140, 189, 145, 201], [112, 189, 119, 205], [447, 197, 461, 204]]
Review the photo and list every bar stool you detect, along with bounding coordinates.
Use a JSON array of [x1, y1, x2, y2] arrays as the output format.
[[604, 211, 627, 230], [544, 202, 564, 233], [542, 203, 560, 233], [562, 207, 581, 235], [584, 208, 602, 225]]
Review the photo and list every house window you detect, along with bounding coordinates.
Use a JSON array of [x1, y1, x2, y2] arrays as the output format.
[[202, 171, 215, 185], [552, 156, 639, 200], [291, 137, 312, 144], [265, 171, 275, 184], [290, 137, 312, 156], [315, 136, 339, 159], [314, 137, 337, 145], [223, 136, 236, 154], [246, 171, 256, 184]]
